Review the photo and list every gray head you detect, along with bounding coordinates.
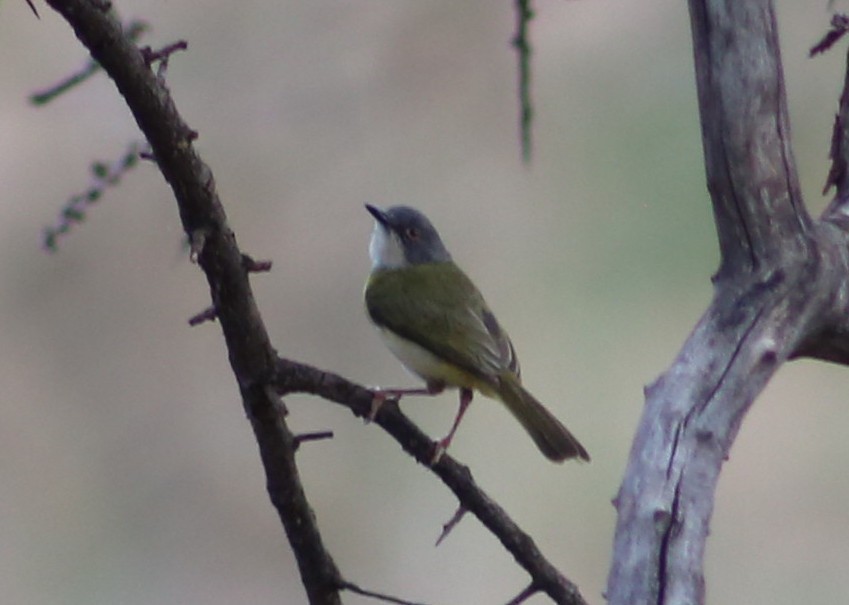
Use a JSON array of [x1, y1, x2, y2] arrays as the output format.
[[366, 204, 452, 269]]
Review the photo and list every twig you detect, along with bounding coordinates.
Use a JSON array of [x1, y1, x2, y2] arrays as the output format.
[[188, 306, 217, 326], [141, 40, 188, 67], [815, 14, 849, 209], [505, 584, 537, 605], [273, 358, 590, 605], [41, 141, 147, 252], [42, 3, 345, 602], [512, 0, 534, 163], [435, 506, 467, 546], [30, 20, 148, 105], [338, 580, 429, 605], [810, 13, 849, 57], [242, 254, 273, 273], [42, 2, 589, 604], [25, 0, 39, 18], [293, 430, 334, 450]]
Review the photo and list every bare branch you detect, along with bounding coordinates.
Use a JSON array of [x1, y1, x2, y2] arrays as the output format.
[[810, 13, 849, 57], [512, 0, 534, 163], [42, 2, 344, 603], [815, 19, 849, 216], [42, 2, 590, 604], [272, 359, 589, 605], [293, 430, 334, 450], [609, 3, 849, 604], [687, 0, 811, 279], [337, 580, 430, 605], [30, 20, 148, 105]]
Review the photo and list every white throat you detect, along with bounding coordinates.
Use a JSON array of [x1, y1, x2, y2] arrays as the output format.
[[369, 224, 407, 270]]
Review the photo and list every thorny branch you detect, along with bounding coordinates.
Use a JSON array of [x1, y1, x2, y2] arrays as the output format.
[[40, 1, 588, 603]]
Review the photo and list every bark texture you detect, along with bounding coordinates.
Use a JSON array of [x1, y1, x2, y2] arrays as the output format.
[[607, 3, 849, 604]]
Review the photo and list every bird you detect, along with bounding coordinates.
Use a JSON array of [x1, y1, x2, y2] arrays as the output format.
[[363, 204, 589, 463]]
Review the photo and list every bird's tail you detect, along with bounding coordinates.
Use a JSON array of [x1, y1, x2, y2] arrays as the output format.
[[497, 374, 589, 463]]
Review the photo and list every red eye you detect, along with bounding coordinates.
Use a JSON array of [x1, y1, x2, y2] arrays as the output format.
[[405, 227, 420, 240]]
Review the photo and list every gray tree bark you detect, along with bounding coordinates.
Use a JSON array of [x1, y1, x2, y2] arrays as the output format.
[[607, 2, 849, 604]]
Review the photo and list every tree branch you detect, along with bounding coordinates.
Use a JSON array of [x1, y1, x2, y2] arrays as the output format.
[[687, 0, 812, 279], [608, 2, 849, 603], [272, 359, 589, 605], [42, 2, 589, 603], [42, 2, 344, 603], [513, 0, 534, 163]]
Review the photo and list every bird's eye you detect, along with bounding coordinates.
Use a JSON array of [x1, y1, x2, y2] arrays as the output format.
[[404, 227, 420, 240]]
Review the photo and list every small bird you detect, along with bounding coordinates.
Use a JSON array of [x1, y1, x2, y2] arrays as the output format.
[[363, 204, 589, 463]]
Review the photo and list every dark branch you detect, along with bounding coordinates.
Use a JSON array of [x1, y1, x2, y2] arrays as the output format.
[[512, 0, 534, 163], [817, 25, 849, 215], [272, 358, 589, 605], [42, 3, 344, 603], [43, 2, 589, 604], [25, 0, 39, 18], [293, 430, 334, 450], [810, 13, 849, 57], [188, 305, 217, 326], [140, 40, 188, 66], [337, 580, 429, 605]]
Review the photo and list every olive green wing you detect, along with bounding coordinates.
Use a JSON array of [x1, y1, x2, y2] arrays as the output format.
[[365, 263, 519, 382]]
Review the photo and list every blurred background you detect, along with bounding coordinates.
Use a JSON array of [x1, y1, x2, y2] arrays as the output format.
[[1, 1, 847, 603]]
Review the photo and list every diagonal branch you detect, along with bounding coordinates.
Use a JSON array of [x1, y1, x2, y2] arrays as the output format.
[[42, 2, 343, 603], [42, 2, 589, 604], [272, 359, 589, 605]]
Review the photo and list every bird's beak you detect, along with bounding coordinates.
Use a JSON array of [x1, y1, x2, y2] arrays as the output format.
[[365, 204, 390, 228]]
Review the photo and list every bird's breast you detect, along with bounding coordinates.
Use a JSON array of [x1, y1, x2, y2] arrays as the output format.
[[377, 327, 487, 392]]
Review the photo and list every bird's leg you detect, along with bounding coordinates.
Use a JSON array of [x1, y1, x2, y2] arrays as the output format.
[[431, 387, 473, 464], [368, 381, 444, 422]]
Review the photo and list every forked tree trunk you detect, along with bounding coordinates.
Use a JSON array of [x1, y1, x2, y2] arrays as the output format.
[[607, 2, 849, 604]]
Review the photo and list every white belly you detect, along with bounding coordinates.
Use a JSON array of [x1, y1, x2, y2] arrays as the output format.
[[378, 327, 461, 386]]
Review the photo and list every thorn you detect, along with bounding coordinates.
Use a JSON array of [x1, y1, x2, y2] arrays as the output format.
[[24, 0, 39, 18], [435, 506, 467, 546], [504, 583, 538, 605], [188, 305, 217, 326], [141, 40, 189, 67], [242, 254, 273, 273], [293, 430, 334, 451]]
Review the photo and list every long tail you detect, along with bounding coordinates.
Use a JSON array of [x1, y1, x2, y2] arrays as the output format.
[[497, 374, 589, 462]]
